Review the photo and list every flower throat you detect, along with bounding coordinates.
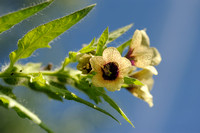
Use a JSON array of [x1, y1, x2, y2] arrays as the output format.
[[101, 62, 119, 80]]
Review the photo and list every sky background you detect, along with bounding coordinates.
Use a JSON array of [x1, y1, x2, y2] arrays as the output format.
[[0, 0, 200, 133]]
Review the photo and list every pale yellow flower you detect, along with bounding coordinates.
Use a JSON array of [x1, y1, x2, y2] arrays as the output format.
[[125, 29, 161, 75], [126, 69, 154, 107], [90, 47, 132, 91]]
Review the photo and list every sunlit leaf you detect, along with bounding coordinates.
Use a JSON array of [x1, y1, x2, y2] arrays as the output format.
[[0, 0, 54, 34], [0, 93, 53, 133], [28, 73, 63, 101], [79, 37, 96, 53], [124, 76, 144, 86], [96, 27, 109, 55], [9, 4, 96, 66]]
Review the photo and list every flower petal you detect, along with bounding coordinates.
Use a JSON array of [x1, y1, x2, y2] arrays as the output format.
[[105, 78, 124, 91], [118, 57, 132, 77], [91, 73, 105, 87], [131, 85, 153, 107], [144, 66, 158, 75], [90, 56, 105, 72], [132, 69, 153, 80], [103, 47, 121, 62], [130, 30, 142, 50], [130, 69, 154, 90], [133, 47, 161, 68], [92, 74, 123, 92], [141, 29, 150, 47], [150, 47, 162, 66]]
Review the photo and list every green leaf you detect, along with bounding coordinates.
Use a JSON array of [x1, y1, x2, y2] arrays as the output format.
[[27, 74, 120, 123], [100, 92, 134, 127], [0, 0, 54, 34], [93, 24, 132, 47], [28, 73, 63, 101], [0, 93, 53, 133], [73, 74, 133, 127], [74, 75, 103, 104], [79, 37, 96, 53], [0, 84, 16, 99], [107, 23, 133, 44], [61, 51, 78, 70], [117, 39, 132, 54], [65, 91, 120, 124], [124, 76, 144, 86], [9, 4, 96, 66], [96, 27, 109, 55]]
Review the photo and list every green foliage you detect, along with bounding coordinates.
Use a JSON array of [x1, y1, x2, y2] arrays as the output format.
[[62, 51, 78, 69], [117, 39, 132, 54], [0, 93, 53, 133], [74, 75, 103, 104], [0, 0, 54, 34], [0, 84, 16, 99], [3, 66, 23, 85], [107, 24, 133, 44], [96, 27, 109, 55], [27, 73, 119, 123], [0, 1, 156, 132], [100, 93, 134, 127], [79, 38, 96, 53], [9, 4, 96, 67], [73, 74, 133, 126], [124, 76, 144, 86]]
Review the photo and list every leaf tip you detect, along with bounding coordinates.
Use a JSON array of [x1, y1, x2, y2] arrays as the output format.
[[87, 3, 97, 9]]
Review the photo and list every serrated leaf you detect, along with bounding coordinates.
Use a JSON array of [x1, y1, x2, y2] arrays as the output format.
[[0, 93, 53, 133], [0, 0, 54, 34], [79, 37, 96, 53], [117, 39, 132, 54], [96, 27, 109, 55], [124, 76, 144, 86], [100, 92, 134, 127], [9, 4, 96, 66], [107, 24, 133, 44]]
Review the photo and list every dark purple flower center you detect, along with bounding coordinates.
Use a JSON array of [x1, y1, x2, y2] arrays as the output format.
[[101, 62, 119, 80]]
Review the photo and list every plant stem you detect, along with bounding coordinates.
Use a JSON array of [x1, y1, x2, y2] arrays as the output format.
[[0, 69, 80, 79]]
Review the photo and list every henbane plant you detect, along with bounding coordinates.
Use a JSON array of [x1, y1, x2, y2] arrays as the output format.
[[0, 0, 161, 132]]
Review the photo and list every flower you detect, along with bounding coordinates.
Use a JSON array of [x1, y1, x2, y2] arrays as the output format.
[[125, 29, 161, 75], [126, 69, 154, 107], [90, 47, 132, 91]]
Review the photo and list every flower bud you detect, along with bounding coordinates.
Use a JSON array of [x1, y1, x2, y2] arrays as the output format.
[[77, 54, 92, 74]]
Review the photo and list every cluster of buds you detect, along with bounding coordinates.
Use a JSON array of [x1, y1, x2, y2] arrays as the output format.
[[77, 29, 161, 107]]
